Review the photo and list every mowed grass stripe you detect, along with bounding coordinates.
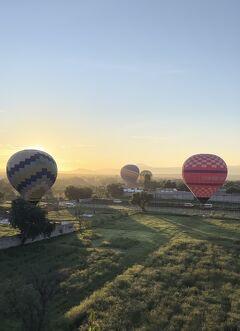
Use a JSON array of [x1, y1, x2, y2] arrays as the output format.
[[161, 215, 240, 243]]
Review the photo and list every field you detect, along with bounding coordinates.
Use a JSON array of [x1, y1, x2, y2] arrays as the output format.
[[0, 210, 240, 330]]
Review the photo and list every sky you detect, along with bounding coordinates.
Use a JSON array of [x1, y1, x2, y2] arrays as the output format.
[[0, 0, 239, 172]]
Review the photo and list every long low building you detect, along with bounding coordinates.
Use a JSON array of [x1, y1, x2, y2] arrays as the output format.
[[151, 189, 240, 204]]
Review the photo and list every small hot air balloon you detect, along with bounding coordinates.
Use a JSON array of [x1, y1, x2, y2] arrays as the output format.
[[7, 149, 58, 204], [140, 170, 153, 183], [120, 164, 139, 185], [182, 154, 228, 203]]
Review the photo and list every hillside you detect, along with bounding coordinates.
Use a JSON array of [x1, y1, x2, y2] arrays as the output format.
[[0, 211, 240, 330]]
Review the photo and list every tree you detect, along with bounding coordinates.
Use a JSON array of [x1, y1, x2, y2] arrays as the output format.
[[65, 186, 93, 202], [0, 179, 16, 200], [176, 181, 190, 192], [42, 189, 56, 202], [131, 192, 152, 212], [78, 187, 93, 199], [147, 180, 165, 190], [107, 183, 124, 198], [3, 270, 65, 331], [65, 186, 81, 201], [164, 180, 177, 189], [226, 185, 240, 194], [95, 185, 107, 198], [9, 198, 55, 244], [0, 191, 4, 202], [224, 180, 240, 189]]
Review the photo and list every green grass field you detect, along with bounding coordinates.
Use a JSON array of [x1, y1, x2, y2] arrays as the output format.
[[0, 211, 240, 331]]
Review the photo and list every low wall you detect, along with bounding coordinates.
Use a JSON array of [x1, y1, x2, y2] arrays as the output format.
[[0, 222, 76, 250]]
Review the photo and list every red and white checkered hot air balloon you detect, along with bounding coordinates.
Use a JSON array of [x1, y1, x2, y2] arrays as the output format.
[[182, 154, 228, 203]]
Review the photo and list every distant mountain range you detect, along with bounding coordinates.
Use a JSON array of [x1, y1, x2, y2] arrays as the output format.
[[59, 164, 240, 180]]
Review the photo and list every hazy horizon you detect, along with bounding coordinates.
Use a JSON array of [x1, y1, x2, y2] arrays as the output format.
[[0, 163, 239, 180]]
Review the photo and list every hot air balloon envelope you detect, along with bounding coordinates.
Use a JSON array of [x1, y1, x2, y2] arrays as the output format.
[[182, 154, 227, 203], [140, 170, 153, 183], [7, 149, 58, 204], [120, 164, 139, 184]]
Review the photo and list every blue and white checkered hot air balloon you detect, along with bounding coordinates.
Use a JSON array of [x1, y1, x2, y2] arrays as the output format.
[[7, 149, 58, 204]]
